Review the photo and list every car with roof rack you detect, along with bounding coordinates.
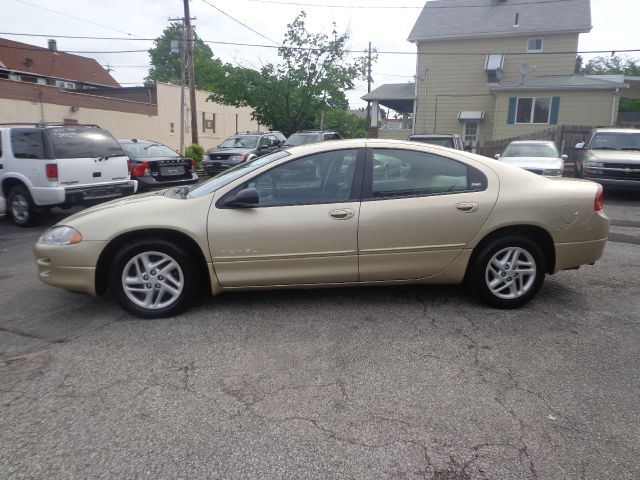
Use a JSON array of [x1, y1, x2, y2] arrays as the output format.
[[203, 131, 286, 176], [0, 122, 136, 226]]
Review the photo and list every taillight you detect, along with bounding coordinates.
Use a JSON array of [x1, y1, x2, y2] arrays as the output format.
[[191, 159, 196, 171], [132, 161, 151, 177], [45, 163, 58, 182], [594, 183, 604, 212]]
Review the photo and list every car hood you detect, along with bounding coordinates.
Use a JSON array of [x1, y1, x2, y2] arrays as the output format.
[[206, 148, 253, 156], [61, 190, 167, 223], [500, 156, 563, 169], [587, 150, 640, 163]]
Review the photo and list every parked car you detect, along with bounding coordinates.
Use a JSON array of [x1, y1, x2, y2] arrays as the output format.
[[283, 130, 342, 147], [576, 128, 640, 187], [495, 140, 566, 177], [0, 123, 136, 226], [118, 139, 198, 191], [202, 131, 286, 176], [35, 139, 608, 318], [408, 133, 464, 150]]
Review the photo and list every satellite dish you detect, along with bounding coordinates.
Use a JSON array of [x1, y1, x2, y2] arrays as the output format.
[[519, 63, 532, 75]]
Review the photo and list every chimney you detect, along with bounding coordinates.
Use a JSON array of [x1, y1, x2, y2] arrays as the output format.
[[48, 39, 57, 52]]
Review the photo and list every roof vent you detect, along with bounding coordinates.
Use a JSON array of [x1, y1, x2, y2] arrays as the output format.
[[47, 39, 57, 52]]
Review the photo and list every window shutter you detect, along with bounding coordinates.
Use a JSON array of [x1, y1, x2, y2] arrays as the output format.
[[550, 97, 560, 124], [507, 97, 517, 124]]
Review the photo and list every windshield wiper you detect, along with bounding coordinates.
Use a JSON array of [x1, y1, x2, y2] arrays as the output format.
[[97, 154, 122, 160], [143, 143, 161, 150], [593, 147, 618, 150], [621, 147, 640, 151]]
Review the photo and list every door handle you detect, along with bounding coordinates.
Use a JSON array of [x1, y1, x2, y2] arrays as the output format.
[[329, 208, 355, 220], [456, 202, 479, 213]]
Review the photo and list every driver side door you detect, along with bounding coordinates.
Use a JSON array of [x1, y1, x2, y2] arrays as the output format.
[[208, 148, 364, 287]]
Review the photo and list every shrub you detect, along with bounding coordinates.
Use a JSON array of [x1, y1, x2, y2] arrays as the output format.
[[185, 143, 205, 169]]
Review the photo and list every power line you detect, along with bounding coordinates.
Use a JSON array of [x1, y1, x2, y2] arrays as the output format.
[[13, 0, 143, 38], [199, 0, 280, 46], [244, 0, 575, 9], [2, 32, 639, 57]]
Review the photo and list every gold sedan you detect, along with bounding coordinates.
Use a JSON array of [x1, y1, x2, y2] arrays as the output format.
[[34, 139, 609, 318]]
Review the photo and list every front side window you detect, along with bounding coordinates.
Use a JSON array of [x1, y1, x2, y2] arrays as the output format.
[[10, 129, 46, 159], [233, 149, 359, 207], [368, 149, 483, 199], [516, 97, 551, 124]]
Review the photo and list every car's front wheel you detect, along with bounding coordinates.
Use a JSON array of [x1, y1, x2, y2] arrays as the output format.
[[468, 236, 546, 308], [110, 240, 196, 318]]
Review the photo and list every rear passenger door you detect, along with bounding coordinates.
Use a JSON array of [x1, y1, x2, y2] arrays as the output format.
[[357, 147, 499, 282]]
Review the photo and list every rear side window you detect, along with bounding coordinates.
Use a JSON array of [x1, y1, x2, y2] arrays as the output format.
[[11, 129, 46, 159], [46, 127, 124, 159], [368, 149, 486, 199]]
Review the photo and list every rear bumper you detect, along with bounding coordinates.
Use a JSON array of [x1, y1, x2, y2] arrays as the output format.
[[63, 181, 137, 205], [136, 173, 198, 190], [554, 238, 607, 272]]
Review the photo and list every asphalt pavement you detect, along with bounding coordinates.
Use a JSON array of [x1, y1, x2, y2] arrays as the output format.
[[0, 189, 639, 479]]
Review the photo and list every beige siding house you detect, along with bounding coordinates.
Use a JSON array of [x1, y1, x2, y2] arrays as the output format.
[[362, 0, 639, 147]]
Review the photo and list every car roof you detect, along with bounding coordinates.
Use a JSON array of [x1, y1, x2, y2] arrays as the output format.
[[592, 128, 640, 134], [410, 133, 457, 138], [508, 140, 557, 145]]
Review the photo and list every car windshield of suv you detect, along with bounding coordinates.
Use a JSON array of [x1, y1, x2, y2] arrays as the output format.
[[590, 132, 640, 151], [185, 150, 291, 199], [284, 133, 322, 146], [411, 137, 454, 148], [122, 141, 179, 158], [219, 135, 260, 149], [503, 143, 558, 158], [48, 127, 124, 159]]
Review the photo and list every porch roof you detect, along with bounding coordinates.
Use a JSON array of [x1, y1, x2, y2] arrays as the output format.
[[361, 83, 415, 113]]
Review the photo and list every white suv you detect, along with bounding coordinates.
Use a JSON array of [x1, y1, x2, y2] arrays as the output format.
[[0, 123, 137, 226]]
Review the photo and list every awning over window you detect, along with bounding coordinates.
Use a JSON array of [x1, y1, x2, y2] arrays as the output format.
[[457, 111, 486, 121]]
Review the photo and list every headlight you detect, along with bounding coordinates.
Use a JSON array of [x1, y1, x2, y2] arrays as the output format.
[[542, 168, 562, 176], [41, 226, 82, 245], [227, 155, 246, 162]]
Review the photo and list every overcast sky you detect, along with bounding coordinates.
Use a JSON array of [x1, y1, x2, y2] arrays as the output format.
[[3, 0, 639, 109]]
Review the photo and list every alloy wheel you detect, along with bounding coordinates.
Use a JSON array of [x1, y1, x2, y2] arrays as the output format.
[[484, 246, 537, 300], [121, 251, 184, 309]]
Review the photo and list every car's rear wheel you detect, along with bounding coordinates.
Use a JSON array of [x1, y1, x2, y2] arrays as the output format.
[[8, 185, 37, 227], [110, 240, 196, 318], [468, 236, 545, 308]]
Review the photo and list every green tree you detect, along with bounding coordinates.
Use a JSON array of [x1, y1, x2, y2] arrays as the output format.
[[578, 55, 640, 111], [315, 109, 367, 138], [145, 23, 225, 89], [207, 12, 369, 136]]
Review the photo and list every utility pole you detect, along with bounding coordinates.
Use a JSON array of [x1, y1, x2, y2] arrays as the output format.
[[366, 42, 372, 136], [169, 17, 188, 154], [183, 0, 198, 146]]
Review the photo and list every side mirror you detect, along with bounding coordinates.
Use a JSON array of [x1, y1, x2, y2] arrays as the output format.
[[494, 153, 501, 160], [224, 188, 259, 208], [575, 142, 585, 150], [561, 154, 568, 161]]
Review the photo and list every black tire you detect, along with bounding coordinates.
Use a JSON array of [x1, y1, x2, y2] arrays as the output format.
[[8, 185, 38, 227], [468, 236, 546, 309], [109, 239, 197, 318]]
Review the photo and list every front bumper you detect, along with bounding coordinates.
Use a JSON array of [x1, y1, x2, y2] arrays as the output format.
[[34, 240, 107, 295], [581, 175, 640, 188]]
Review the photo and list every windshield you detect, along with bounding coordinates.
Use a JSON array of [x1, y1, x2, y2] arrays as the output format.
[[284, 133, 322, 146], [121, 141, 179, 158], [411, 137, 454, 148], [590, 132, 640, 150], [186, 150, 291, 198], [47, 127, 124, 159], [219, 135, 260, 149], [502, 143, 559, 158]]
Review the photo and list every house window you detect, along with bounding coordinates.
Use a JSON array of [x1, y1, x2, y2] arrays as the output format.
[[516, 97, 551, 124], [463, 121, 480, 146], [201, 113, 216, 133], [527, 38, 543, 52], [55, 80, 75, 89], [485, 54, 504, 84]]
